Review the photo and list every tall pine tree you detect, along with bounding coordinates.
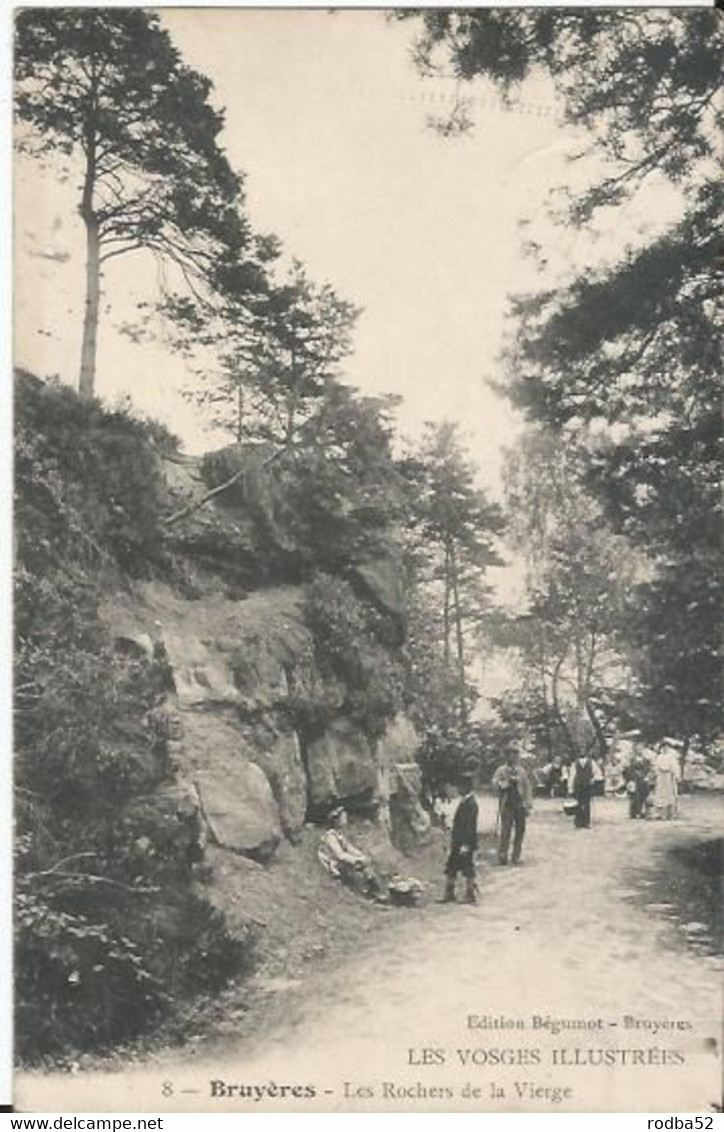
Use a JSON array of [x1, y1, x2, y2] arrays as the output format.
[[15, 9, 266, 399]]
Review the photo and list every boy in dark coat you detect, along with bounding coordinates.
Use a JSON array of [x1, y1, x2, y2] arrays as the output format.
[[623, 748, 653, 819], [443, 774, 479, 904]]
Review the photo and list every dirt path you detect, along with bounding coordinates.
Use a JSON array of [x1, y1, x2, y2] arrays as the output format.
[[16, 795, 723, 1113]]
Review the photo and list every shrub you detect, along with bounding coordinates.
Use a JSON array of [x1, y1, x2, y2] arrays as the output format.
[[15, 372, 174, 576], [302, 573, 404, 738], [14, 373, 255, 1065], [15, 889, 166, 1060]]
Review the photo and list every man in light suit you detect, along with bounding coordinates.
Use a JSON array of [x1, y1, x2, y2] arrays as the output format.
[[493, 747, 533, 864]]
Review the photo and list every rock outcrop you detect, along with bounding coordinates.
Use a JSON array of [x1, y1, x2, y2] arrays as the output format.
[[375, 715, 431, 850], [351, 557, 406, 620], [241, 722, 307, 839], [100, 505, 426, 864], [389, 763, 432, 852], [101, 583, 313, 861], [197, 756, 281, 862], [306, 718, 379, 815]]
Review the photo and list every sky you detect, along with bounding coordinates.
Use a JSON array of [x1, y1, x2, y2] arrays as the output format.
[[14, 9, 681, 502]]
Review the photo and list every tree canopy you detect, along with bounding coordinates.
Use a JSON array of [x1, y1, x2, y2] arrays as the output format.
[[15, 8, 272, 398], [399, 422, 504, 726], [404, 9, 722, 747]]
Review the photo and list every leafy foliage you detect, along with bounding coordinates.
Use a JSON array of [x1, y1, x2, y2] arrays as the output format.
[[627, 558, 720, 745], [399, 422, 504, 724], [404, 10, 722, 747], [301, 574, 405, 739], [16, 372, 177, 576], [399, 584, 463, 737], [494, 429, 639, 758], [197, 381, 405, 577], [406, 10, 721, 218], [167, 259, 358, 444], [14, 372, 254, 1064], [282, 384, 405, 568]]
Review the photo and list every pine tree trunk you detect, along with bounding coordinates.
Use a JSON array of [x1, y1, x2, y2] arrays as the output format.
[[79, 87, 99, 402], [539, 656, 553, 761], [78, 214, 100, 401], [551, 650, 577, 759], [284, 342, 297, 449], [449, 542, 467, 726], [443, 543, 451, 666], [236, 380, 245, 442]]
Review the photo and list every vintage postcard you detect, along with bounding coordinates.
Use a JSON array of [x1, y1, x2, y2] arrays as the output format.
[[11, 6, 722, 1114]]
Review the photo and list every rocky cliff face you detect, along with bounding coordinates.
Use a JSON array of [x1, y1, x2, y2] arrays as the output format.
[[93, 438, 431, 868], [14, 372, 432, 1060], [100, 579, 429, 866]]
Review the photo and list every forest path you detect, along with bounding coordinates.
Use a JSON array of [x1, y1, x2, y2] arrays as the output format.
[[17, 796, 722, 1113]]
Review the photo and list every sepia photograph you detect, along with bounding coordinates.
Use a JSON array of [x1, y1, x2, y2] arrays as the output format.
[[10, 5, 723, 1114]]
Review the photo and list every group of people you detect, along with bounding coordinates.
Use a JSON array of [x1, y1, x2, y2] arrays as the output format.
[[317, 738, 685, 908], [538, 741, 684, 822], [442, 738, 685, 904], [443, 747, 534, 904], [622, 742, 682, 820]]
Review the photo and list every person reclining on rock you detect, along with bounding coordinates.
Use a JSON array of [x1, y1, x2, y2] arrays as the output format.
[[318, 806, 384, 899]]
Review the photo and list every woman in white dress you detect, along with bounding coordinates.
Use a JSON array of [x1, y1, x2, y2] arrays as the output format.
[[652, 742, 682, 819]]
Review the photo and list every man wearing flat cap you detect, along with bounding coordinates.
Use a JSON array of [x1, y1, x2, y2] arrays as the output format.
[[492, 745, 533, 864]]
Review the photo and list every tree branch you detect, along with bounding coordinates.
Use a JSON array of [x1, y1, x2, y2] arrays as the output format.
[[162, 445, 287, 527]]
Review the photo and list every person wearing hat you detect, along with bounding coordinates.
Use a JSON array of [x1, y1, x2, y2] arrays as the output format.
[[318, 806, 384, 899], [567, 751, 604, 828], [443, 774, 479, 904], [539, 754, 568, 798], [623, 744, 653, 819], [492, 746, 533, 864], [651, 739, 682, 820]]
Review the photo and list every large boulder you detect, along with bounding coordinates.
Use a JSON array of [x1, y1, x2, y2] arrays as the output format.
[[376, 713, 420, 794], [389, 761, 432, 852], [351, 557, 406, 619], [306, 718, 378, 814], [197, 756, 281, 863], [181, 708, 306, 841], [241, 720, 307, 839], [99, 584, 315, 856], [159, 449, 261, 563], [181, 712, 285, 860]]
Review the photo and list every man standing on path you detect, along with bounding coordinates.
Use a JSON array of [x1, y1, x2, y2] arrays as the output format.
[[443, 774, 479, 904], [568, 752, 604, 828], [492, 746, 533, 864]]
